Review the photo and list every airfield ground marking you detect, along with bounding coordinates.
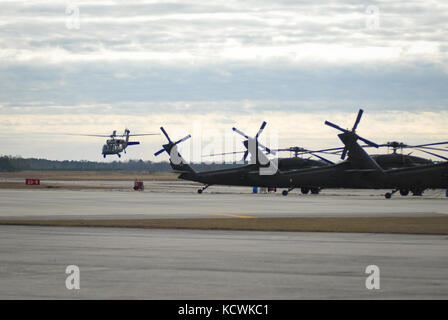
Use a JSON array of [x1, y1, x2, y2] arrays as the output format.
[[209, 213, 256, 219]]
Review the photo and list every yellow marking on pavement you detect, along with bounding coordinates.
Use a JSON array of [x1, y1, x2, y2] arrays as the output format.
[[209, 213, 255, 219]]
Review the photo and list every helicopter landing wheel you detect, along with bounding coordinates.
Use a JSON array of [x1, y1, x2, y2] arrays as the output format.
[[103, 155, 106, 158], [197, 185, 210, 194], [400, 189, 409, 196], [385, 189, 398, 199], [282, 190, 288, 196]]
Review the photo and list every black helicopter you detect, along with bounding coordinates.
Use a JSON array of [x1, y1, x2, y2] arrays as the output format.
[[204, 109, 448, 197], [204, 127, 447, 196], [154, 123, 326, 193], [155, 110, 448, 198], [292, 140, 445, 170], [204, 131, 333, 171], [202, 129, 335, 194], [218, 131, 441, 171], [74, 129, 159, 158], [271, 109, 448, 198]]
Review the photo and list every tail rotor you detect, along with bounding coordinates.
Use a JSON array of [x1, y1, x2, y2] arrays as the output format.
[[325, 109, 378, 160], [154, 127, 191, 157], [232, 121, 275, 162]]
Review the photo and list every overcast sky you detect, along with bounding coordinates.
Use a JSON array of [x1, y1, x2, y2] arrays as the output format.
[[1, 0, 447, 162]]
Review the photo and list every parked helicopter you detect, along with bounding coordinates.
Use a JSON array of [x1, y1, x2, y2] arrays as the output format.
[[273, 109, 448, 198], [154, 123, 325, 194], [291, 140, 447, 170], [205, 109, 448, 197], [322, 110, 448, 198], [74, 129, 159, 158], [204, 131, 447, 196], [202, 133, 334, 194], [155, 110, 448, 198]]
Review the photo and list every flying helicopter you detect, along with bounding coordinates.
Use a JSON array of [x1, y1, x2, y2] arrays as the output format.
[[74, 129, 159, 158]]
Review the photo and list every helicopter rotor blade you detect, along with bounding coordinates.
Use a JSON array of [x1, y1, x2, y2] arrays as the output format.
[[255, 121, 267, 139], [407, 145, 448, 152], [414, 148, 448, 161], [411, 141, 448, 148], [173, 135, 192, 146], [202, 151, 246, 157], [352, 109, 364, 132], [61, 134, 113, 137], [256, 141, 275, 155], [285, 147, 346, 157], [324, 121, 348, 133], [341, 147, 348, 160], [232, 127, 250, 140], [233, 126, 275, 155], [154, 148, 165, 157], [358, 136, 379, 148], [160, 127, 172, 143], [311, 147, 345, 153], [310, 153, 334, 164], [242, 150, 249, 161]]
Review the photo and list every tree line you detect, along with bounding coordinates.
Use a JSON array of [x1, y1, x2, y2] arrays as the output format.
[[0, 156, 238, 172]]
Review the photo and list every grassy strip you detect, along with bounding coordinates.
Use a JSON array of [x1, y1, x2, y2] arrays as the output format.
[[0, 171, 179, 181], [0, 182, 130, 190], [0, 217, 447, 235]]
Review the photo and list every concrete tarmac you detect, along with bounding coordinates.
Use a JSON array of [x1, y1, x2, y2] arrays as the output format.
[[0, 187, 447, 220], [0, 225, 446, 299]]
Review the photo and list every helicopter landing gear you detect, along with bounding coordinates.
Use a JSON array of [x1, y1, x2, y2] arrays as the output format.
[[103, 154, 106, 158], [385, 189, 399, 199], [282, 188, 294, 196], [310, 187, 320, 195], [117, 154, 121, 158], [301, 187, 310, 195], [399, 188, 409, 196], [198, 185, 210, 194]]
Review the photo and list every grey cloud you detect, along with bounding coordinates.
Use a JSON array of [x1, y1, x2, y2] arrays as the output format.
[[0, 61, 446, 115], [0, 1, 446, 113]]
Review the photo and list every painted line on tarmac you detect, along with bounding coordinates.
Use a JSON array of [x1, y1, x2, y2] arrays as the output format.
[[209, 213, 255, 219]]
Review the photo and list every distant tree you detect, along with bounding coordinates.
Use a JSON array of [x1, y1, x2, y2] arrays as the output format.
[[0, 155, 239, 172], [0, 156, 16, 172]]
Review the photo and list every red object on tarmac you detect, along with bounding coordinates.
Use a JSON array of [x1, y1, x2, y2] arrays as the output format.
[[133, 180, 144, 191], [25, 179, 40, 185]]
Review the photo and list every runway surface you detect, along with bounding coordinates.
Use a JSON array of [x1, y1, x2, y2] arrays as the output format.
[[0, 225, 446, 299], [0, 187, 447, 220]]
